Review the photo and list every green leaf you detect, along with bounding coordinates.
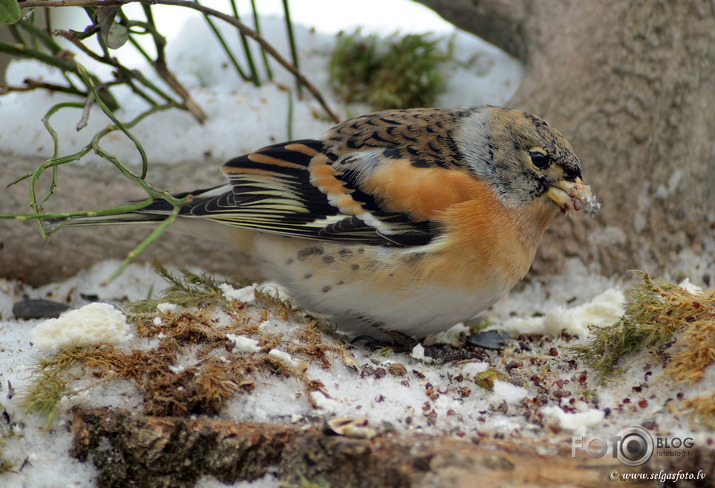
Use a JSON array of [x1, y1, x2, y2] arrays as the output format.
[[0, 0, 21, 25], [97, 7, 129, 49], [105, 22, 129, 49]]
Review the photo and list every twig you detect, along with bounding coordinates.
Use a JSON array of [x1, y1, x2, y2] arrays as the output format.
[[102, 205, 181, 285], [16, 16, 64, 53], [0, 40, 121, 110], [0, 40, 77, 73], [17, 0, 341, 123], [132, 6, 208, 122], [77, 92, 95, 130], [286, 87, 294, 140], [1, 198, 153, 222], [76, 64, 150, 178], [53, 29, 186, 112], [0, 79, 85, 96]]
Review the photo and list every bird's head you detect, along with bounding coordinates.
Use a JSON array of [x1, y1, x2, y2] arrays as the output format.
[[456, 106, 600, 215]]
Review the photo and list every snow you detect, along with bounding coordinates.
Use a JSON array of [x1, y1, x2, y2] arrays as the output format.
[[267, 349, 308, 371], [30, 302, 133, 353], [220, 283, 258, 304], [542, 406, 606, 435], [156, 302, 178, 313], [2, 259, 714, 486], [492, 381, 529, 404], [496, 287, 626, 338], [410, 343, 427, 360], [0, 10, 521, 166], [227, 334, 261, 353]]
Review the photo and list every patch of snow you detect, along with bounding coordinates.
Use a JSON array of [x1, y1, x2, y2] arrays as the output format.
[[542, 406, 606, 435], [496, 287, 625, 338], [30, 302, 133, 353], [227, 334, 261, 353], [492, 381, 529, 404], [157, 302, 178, 313], [220, 283, 257, 304]]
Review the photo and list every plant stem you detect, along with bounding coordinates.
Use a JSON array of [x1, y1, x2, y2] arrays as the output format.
[[229, 0, 260, 86], [76, 63, 150, 178], [281, 0, 301, 96], [197, 3, 251, 82], [250, 0, 272, 81], [103, 205, 181, 284], [17, 0, 340, 123]]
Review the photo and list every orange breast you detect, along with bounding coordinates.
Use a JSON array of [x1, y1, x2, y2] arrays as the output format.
[[427, 186, 559, 289], [358, 162, 559, 291]]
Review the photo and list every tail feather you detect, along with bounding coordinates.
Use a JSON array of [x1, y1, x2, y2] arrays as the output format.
[[55, 184, 229, 227]]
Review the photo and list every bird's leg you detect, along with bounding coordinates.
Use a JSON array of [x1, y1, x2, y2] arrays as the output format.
[[349, 319, 421, 351]]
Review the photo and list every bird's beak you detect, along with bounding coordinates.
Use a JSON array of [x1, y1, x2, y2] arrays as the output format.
[[546, 177, 600, 215]]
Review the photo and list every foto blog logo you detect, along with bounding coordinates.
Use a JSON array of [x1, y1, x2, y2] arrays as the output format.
[[571, 426, 689, 467]]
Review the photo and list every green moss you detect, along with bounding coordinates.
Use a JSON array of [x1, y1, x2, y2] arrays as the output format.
[[280, 473, 331, 488], [329, 30, 451, 110], [570, 271, 715, 382], [128, 260, 299, 323], [20, 352, 79, 426], [128, 259, 250, 320]]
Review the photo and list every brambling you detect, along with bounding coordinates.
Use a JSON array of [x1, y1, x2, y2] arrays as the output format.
[[69, 106, 599, 341]]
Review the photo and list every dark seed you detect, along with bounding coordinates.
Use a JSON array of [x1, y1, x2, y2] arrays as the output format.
[[304, 273, 312, 279], [13, 299, 69, 320], [322, 286, 332, 293]]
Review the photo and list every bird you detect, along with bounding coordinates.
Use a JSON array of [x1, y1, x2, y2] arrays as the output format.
[[64, 106, 600, 342]]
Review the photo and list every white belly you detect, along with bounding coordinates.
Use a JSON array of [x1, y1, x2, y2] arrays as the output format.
[[250, 234, 513, 338]]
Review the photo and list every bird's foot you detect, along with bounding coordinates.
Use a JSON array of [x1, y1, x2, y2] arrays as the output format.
[[350, 331, 418, 352], [351, 333, 484, 362]]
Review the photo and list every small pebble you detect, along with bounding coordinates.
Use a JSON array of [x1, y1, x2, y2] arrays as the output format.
[[465, 330, 510, 350]]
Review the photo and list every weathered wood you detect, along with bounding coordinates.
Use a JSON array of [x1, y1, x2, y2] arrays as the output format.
[[70, 407, 715, 488]]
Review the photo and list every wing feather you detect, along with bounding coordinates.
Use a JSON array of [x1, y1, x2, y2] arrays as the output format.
[[140, 109, 474, 247]]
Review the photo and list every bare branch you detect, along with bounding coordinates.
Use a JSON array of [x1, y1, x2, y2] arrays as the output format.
[[18, 0, 341, 123]]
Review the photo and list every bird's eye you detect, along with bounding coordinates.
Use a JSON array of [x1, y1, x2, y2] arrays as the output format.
[[529, 151, 550, 169]]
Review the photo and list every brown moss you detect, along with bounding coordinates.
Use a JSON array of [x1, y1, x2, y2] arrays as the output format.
[[23, 297, 346, 423], [683, 392, 715, 430]]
